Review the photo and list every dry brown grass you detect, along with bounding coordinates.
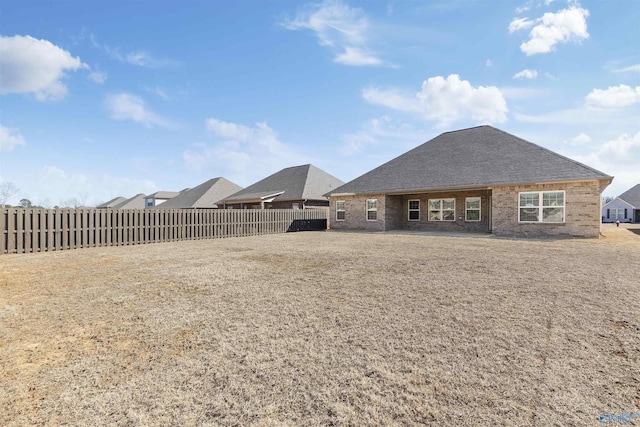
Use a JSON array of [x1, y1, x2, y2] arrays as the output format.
[[1, 227, 639, 426]]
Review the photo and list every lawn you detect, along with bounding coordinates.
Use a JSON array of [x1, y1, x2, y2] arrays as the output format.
[[1, 225, 639, 426]]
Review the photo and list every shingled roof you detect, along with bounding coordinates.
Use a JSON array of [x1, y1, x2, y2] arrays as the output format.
[[146, 191, 180, 199], [617, 183, 640, 207], [112, 193, 146, 209], [223, 164, 344, 203], [96, 196, 127, 208], [157, 177, 242, 208], [328, 126, 612, 195]]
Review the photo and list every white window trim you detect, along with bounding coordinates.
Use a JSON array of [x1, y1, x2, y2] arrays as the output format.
[[408, 199, 420, 221], [428, 198, 455, 222], [518, 191, 565, 224], [366, 199, 378, 221], [611, 208, 625, 220], [465, 197, 481, 222], [336, 201, 346, 221]]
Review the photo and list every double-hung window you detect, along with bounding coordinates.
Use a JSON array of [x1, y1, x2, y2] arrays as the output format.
[[336, 201, 346, 221], [519, 191, 565, 223], [610, 208, 625, 220], [465, 197, 481, 221], [408, 199, 420, 221], [428, 198, 455, 221], [366, 199, 378, 221]]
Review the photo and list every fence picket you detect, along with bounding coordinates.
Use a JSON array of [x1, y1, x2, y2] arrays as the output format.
[[1, 207, 326, 254]]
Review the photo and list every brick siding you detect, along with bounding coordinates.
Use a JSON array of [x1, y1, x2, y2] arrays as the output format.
[[330, 181, 603, 238], [491, 181, 602, 238]]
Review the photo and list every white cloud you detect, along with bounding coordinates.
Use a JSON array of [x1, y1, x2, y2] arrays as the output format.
[[513, 69, 538, 79], [31, 166, 158, 207], [88, 70, 107, 84], [147, 86, 169, 100], [0, 125, 27, 152], [509, 17, 535, 33], [417, 75, 508, 126], [585, 85, 640, 108], [0, 35, 87, 101], [599, 132, 640, 165], [281, 0, 384, 67], [105, 93, 172, 128], [334, 46, 382, 66], [569, 132, 590, 146], [363, 75, 508, 128], [613, 64, 640, 73], [100, 41, 177, 68], [341, 116, 420, 155], [183, 119, 309, 185], [485, 59, 494, 67], [362, 87, 422, 113], [570, 132, 640, 197], [511, 6, 589, 55]]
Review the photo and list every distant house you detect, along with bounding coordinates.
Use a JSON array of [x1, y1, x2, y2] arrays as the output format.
[[222, 164, 344, 209], [155, 178, 242, 209], [326, 126, 613, 238], [144, 191, 181, 208], [602, 184, 640, 223], [112, 193, 147, 209], [96, 196, 127, 209]]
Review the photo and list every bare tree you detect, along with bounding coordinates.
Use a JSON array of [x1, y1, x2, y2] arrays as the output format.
[[0, 181, 20, 208]]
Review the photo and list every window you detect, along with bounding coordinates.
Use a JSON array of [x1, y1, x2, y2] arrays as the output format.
[[519, 191, 565, 223], [428, 198, 455, 221], [336, 201, 346, 221], [408, 199, 420, 221], [465, 197, 481, 222], [366, 199, 378, 221], [292, 203, 299, 210], [610, 208, 626, 220], [146, 198, 154, 208]]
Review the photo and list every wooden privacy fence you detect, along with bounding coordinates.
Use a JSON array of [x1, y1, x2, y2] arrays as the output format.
[[1, 208, 327, 254]]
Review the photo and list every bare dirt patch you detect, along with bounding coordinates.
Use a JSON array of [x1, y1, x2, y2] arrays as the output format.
[[1, 231, 638, 425]]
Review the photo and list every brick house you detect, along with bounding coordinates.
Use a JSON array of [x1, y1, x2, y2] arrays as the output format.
[[222, 164, 344, 209], [601, 183, 640, 223], [326, 126, 613, 238]]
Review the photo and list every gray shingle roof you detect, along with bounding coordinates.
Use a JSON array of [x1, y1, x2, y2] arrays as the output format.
[[96, 196, 127, 208], [156, 177, 243, 208], [328, 126, 613, 195], [617, 183, 640, 207], [147, 191, 180, 199], [223, 164, 344, 203], [112, 193, 146, 209]]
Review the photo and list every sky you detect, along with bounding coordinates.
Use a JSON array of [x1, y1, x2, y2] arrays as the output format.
[[1, 0, 639, 207]]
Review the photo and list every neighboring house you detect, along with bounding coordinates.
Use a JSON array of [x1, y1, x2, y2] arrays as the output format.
[[326, 126, 613, 238], [155, 177, 242, 209], [145, 191, 181, 208], [222, 164, 344, 209], [112, 193, 147, 209], [96, 196, 127, 208], [602, 183, 640, 223]]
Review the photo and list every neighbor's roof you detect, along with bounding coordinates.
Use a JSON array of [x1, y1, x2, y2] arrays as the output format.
[[147, 191, 180, 199], [223, 164, 344, 203], [156, 177, 243, 208], [617, 183, 640, 207], [96, 196, 127, 208], [112, 193, 146, 209], [328, 126, 613, 196]]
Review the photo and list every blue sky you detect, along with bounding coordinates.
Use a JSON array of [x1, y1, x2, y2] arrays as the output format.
[[1, 0, 638, 207]]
